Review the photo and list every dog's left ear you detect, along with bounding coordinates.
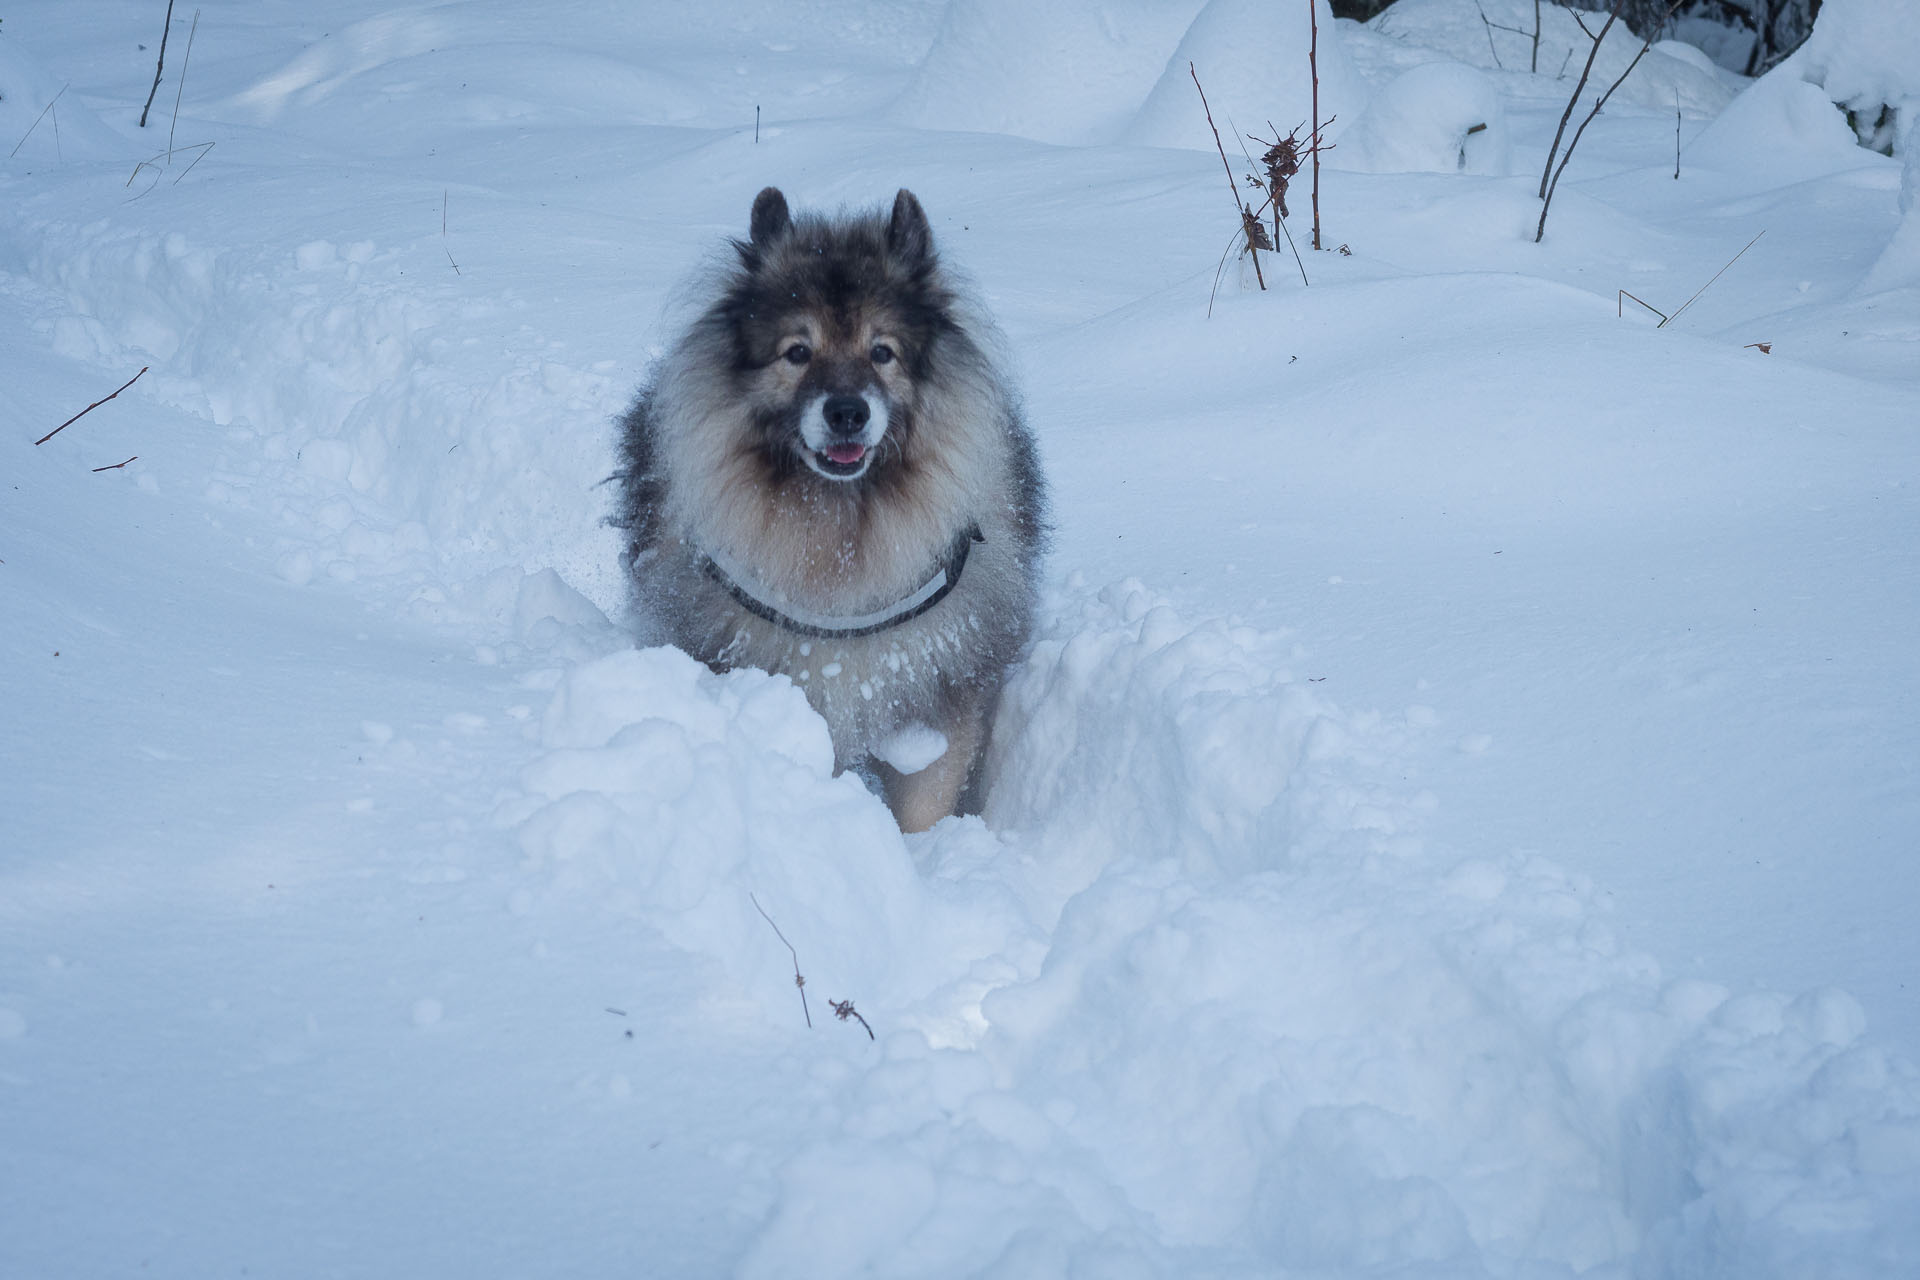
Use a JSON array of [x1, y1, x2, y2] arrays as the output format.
[[750, 187, 792, 246], [888, 189, 934, 265]]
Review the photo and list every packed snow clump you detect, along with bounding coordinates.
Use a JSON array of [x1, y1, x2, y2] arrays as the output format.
[[1338, 60, 1511, 175]]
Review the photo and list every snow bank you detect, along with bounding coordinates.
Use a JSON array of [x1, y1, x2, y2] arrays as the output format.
[[498, 578, 1920, 1277], [1863, 139, 1920, 291], [1127, 0, 1367, 156], [1694, 0, 1917, 182], [894, 0, 1205, 145], [9, 216, 626, 608], [1368, 0, 1734, 113]]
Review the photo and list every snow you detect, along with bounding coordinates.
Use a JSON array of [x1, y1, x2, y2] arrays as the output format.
[[5, 1, 1920, 1277]]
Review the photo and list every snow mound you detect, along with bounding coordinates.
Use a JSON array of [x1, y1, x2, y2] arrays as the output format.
[[1369, 0, 1734, 114], [738, 579, 1920, 1275], [13, 216, 625, 607], [1127, 0, 1367, 155], [1688, 64, 1884, 183], [1337, 60, 1511, 176], [1863, 139, 1920, 291], [1693, 0, 1917, 181], [0, 34, 137, 162], [502, 644, 944, 1008], [1788, 0, 1920, 155], [893, 0, 1205, 145]]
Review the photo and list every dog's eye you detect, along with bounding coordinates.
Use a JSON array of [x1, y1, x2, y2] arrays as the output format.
[[870, 343, 895, 365], [783, 343, 811, 366]]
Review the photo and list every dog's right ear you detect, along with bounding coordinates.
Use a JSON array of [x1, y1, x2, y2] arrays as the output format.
[[750, 187, 792, 246]]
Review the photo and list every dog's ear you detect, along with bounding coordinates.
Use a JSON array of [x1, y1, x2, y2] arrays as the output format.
[[888, 189, 934, 265], [750, 187, 792, 246]]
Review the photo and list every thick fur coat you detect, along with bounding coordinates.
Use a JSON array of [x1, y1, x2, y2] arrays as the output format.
[[615, 188, 1046, 830]]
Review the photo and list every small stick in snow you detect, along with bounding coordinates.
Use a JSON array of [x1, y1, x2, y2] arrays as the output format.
[[35, 367, 149, 446], [443, 190, 462, 275], [167, 9, 201, 161], [139, 0, 178, 129], [9, 84, 69, 159], [750, 893, 811, 1028], [829, 999, 873, 1041], [755, 105, 761, 144], [1674, 90, 1682, 180], [1618, 289, 1668, 323], [1659, 230, 1765, 329], [1309, 0, 1324, 252], [92, 456, 140, 472], [1191, 63, 1265, 292]]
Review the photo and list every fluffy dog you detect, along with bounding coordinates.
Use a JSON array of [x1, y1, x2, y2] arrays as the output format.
[[615, 187, 1046, 831]]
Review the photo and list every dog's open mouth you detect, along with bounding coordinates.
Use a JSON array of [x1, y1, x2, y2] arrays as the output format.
[[813, 443, 868, 477]]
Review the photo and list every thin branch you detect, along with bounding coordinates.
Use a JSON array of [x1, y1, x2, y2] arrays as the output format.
[[10, 84, 69, 159], [1618, 289, 1668, 323], [167, 9, 201, 161], [829, 999, 874, 1041], [749, 893, 810, 1028], [1309, 0, 1323, 252], [92, 456, 140, 472], [1191, 63, 1264, 290], [139, 0, 178, 129], [1536, 0, 1684, 243], [1538, 1, 1619, 201], [35, 368, 149, 446], [442, 190, 462, 275], [1660, 230, 1765, 328]]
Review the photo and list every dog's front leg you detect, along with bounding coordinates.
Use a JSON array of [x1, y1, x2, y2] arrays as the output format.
[[883, 705, 986, 833]]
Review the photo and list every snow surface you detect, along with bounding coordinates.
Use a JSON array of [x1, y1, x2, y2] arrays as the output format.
[[5, 2, 1919, 1276]]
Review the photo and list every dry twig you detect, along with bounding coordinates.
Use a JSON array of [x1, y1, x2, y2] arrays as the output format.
[[443, 190, 462, 275], [1192, 63, 1265, 292], [1535, 0, 1684, 242], [829, 999, 874, 1040], [750, 893, 811, 1028], [92, 456, 140, 472], [139, 0, 178, 129], [10, 84, 68, 159], [35, 368, 149, 446]]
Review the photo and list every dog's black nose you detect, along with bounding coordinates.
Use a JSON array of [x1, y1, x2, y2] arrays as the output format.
[[823, 395, 870, 437]]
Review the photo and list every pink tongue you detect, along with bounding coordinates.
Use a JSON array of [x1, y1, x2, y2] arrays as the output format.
[[823, 443, 866, 465]]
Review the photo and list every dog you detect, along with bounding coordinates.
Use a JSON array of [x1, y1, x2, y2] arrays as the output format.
[[614, 187, 1047, 832]]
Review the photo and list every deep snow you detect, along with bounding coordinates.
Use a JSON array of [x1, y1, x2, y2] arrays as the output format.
[[4, 1, 1918, 1277]]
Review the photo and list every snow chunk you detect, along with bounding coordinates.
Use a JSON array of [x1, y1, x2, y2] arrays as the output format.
[[870, 724, 949, 775], [1339, 61, 1510, 176]]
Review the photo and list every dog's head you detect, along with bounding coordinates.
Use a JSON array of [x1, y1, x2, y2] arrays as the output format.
[[720, 187, 950, 484]]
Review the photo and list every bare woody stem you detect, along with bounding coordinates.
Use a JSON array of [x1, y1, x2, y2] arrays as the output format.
[[1309, 0, 1323, 252], [1191, 63, 1264, 290], [139, 0, 177, 129], [35, 367, 149, 446]]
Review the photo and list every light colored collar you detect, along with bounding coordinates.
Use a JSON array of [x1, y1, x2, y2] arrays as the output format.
[[697, 525, 981, 640]]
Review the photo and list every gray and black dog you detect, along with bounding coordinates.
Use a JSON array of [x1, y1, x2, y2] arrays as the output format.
[[615, 187, 1046, 831]]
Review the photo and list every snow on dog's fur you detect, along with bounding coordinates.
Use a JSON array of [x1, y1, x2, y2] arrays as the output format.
[[615, 188, 1047, 831]]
